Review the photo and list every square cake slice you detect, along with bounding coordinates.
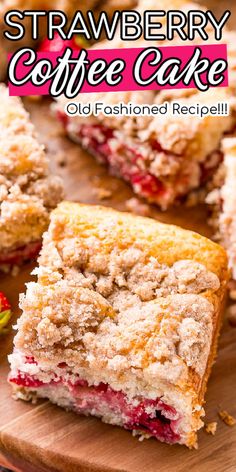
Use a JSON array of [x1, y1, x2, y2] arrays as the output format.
[[9, 202, 228, 448], [0, 0, 136, 80], [0, 84, 63, 269]]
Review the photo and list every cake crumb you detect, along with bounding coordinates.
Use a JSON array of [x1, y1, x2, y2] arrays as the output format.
[[126, 197, 151, 217], [218, 410, 236, 426], [93, 188, 112, 201], [205, 422, 217, 435]]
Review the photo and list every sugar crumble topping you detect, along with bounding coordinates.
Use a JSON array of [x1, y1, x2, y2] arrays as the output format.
[[0, 85, 63, 252]]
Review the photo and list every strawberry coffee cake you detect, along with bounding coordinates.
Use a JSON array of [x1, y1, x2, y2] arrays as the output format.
[[0, 0, 54, 81], [55, 0, 236, 209], [0, 291, 12, 335], [9, 202, 228, 448], [0, 84, 63, 269]]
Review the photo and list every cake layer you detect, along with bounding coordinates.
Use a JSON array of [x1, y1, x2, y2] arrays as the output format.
[[9, 353, 181, 444], [0, 84, 63, 267], [9, 202, 229, 447]]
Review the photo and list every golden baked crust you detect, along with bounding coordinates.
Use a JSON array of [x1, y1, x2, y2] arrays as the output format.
[[11, 202, 228, 447], [0, 84, 63, 256]]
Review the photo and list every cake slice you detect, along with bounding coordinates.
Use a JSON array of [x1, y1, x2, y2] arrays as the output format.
[[9, 202, 228, 448], [206, 137, 236, 288], [55, 0, 236, 209], [0, 84, 63, 269]]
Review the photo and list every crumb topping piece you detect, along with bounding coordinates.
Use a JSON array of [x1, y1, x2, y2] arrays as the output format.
[[205, 422, 217, 435], [218, 410, 236, 426]]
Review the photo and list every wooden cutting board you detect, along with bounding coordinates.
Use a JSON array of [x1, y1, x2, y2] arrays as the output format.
[[1, 0, 236, 466]]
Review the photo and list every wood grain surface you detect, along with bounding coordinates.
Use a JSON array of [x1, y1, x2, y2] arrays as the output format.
[[1, 1, 236, 471]]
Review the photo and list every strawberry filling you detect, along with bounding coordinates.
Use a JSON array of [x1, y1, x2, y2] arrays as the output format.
[[0, 241, 41, 266], [9, 359, 181, 444], [57, 113, 223, 205]]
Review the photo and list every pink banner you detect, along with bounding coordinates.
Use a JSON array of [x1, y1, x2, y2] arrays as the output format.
[[8, 44, 228, 96]]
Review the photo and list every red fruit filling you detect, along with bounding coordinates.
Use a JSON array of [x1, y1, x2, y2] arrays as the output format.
[[72, 123, 166, 200], [9, 360, 181, 444], [0, 241, 41, 266]]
